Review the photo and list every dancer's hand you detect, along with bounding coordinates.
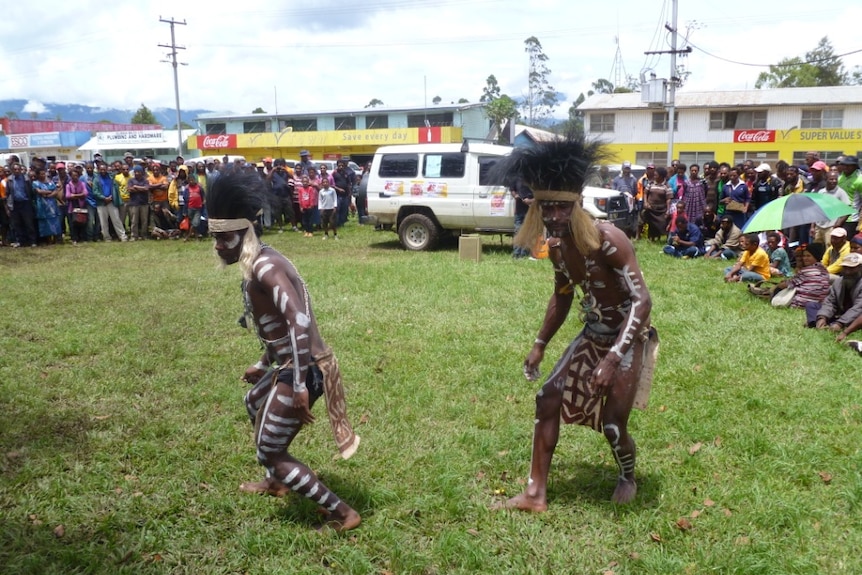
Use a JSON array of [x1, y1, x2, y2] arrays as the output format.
[[242, 364, 266, 384], [523, 345, 544, 381], [590, 355, 619, 397]]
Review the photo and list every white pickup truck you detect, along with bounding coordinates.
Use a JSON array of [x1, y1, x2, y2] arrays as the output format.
[[365, 143, 633, 251]]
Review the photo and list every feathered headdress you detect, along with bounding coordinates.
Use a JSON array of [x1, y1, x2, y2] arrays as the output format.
[[492, 130, 607, 254], [206, 171, 265, 280]]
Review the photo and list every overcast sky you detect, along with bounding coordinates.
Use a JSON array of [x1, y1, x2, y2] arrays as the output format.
[[3, 0, 861, 119]]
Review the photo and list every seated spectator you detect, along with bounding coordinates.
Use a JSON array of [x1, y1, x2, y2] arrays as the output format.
[[823, 227, 851, 282], [725, 233, 771, 283], [850, 233, 862, 254], [151, 203, 181, 239], [699, 206, 719, 241], [805, 252, 862, 329], [766, 231, 792, 277], [705, 215, 743, 259], [769, 243, 830, 308], [662, 215, 704, 258]]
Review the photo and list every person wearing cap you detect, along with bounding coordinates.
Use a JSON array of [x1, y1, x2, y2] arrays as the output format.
[[296, 150, 314, 177], [822, 227, 851, 281], [805, 160, 828, 193], [837, 155, 862, 237], [807, 252, 862, 331], [850, 233, 862, 255], [490, 131, 657, 511], [751, 163, 780, 210], [811, 170, 851, 243], [206, 170, 361, 531]]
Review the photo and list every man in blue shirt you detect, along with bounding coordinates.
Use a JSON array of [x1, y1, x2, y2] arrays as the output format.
[[663, 215, 705, 258], [6, 163, 37, 247]]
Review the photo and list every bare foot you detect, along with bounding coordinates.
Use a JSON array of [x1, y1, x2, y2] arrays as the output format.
[[611, 478, 637, 504], [316, 508, 361, 532], [239, 478, 290, 497], [491, 492, 548, 513]]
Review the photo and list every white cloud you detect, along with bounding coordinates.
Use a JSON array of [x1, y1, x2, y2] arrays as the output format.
[[22, 100, 47, 115]]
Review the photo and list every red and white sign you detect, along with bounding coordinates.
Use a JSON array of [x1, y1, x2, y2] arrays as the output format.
[[733, 130, 776, 143], [197, 134, 237, 149]]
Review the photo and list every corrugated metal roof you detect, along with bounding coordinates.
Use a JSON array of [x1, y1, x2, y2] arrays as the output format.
[[578, 86, 862, 111], [196, 102, 488, 122]]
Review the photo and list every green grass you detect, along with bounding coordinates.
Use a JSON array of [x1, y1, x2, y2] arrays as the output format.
[[1, 225, 861, 575]]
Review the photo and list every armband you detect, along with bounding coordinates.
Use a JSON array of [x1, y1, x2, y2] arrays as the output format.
[[534, 338, 547, 347]]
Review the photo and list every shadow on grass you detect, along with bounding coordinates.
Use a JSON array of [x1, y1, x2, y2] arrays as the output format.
[[547, 461, 662, 511]]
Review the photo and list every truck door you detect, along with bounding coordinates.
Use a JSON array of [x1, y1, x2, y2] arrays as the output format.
[[472, 155, 514, 232]]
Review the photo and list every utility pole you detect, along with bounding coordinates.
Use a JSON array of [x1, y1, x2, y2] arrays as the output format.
[[159, 17, 187, 156], [643, 0, 690, 168]]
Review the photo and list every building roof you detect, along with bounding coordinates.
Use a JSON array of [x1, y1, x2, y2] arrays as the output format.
[[196, 102, 487, 122], [578, 85, 862, 111]]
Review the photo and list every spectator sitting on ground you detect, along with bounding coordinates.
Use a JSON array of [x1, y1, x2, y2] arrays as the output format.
[[700, 205, 719, 241], [765, 231, 792, 277], [662, 215, 704, 258], [705, 215, 743, 259], [725, 233, 771, 283], [768, 243, 830, 308], [151, 203, 181, 239], [823, 227, 851, 282], [806, 252, 862, 331]]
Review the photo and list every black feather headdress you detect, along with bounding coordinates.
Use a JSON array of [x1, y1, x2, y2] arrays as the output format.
[[491, 130, 607, 201], [206, 170, 265, 221]]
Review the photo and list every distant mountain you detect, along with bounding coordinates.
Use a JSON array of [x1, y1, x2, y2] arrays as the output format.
[[0, 99, 213, 128]]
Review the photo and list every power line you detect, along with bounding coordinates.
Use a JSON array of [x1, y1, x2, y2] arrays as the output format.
[[689, 42, 862, 68]]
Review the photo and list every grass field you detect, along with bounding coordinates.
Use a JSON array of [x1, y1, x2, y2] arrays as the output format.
[[1, 223, 861, 575]]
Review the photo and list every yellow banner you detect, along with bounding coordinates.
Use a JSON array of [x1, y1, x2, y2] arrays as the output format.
[[190, 127, 462, 150]]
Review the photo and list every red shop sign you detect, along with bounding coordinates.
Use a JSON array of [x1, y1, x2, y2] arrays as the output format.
[[197, 134, 237, 149], [733, 130, 776, 143]]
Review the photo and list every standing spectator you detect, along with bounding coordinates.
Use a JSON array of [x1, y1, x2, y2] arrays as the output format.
[[93, 163, 127, 242], [168, 166, 189, 219], [679, 163, 706, 226], [806, 161, 828, 193], [290, 165, 304, 231], [355, 162, 370, 224], [720, 168, 750, 231], [32, 167, 61, 244], [332, 161, 353, 228], [149, 162, 169, 210], [634, 163, 655, 240], [702, 161, 720, 212], [751, 163, 780, 211], [510, 177, 534, 259], [297, 175, 317, 237], [296, 150, 315, 176], [837, 155, 862, 237], [811, 170, 851, 243], [612, 161, 638, 236], [65, 167, 90, 245], [127, 166, 150, 241], [267, 160, 294, 233], [114, 163, 132, 235], [6, 163, 36, 247], [318, 178, 338, 240], [642, 166, 671, 242], [65, 166, 90, 246], [184, 174, 205, 241], [668, 162, 687, 199], [0, 166, 10, 246]]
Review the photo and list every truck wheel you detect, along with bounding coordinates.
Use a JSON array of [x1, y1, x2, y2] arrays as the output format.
[[398, 214, 439, 251]]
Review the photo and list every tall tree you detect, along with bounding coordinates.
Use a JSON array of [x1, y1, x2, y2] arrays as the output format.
[[131, 103, 158, 125], [480, 75, 502, 102], [365, 98, 384, 108], [251, 107, 266, 113], [5, 111, 18, 119], [458, 97, 469, 104], [755, 37, 850, 89], [432, 95, 442, 105], [522, 36, 558, 126], [485, 95, 520, 143], [591, 78, 615, 94]]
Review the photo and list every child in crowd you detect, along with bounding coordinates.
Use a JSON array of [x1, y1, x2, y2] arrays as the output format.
[[297, 175, 318, 237], [318, 179, 338, 240]]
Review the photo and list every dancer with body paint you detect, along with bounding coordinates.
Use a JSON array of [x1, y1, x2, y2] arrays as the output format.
[[207, 171, 361, 532], [493, 132, 658, 511]]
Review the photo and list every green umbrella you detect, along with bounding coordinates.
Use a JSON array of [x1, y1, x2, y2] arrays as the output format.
[[742, 193, 855, 233]]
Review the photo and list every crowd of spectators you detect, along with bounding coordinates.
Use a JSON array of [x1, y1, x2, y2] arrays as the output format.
[[0, 150, 366, 247], [624, 151, 862, 347]]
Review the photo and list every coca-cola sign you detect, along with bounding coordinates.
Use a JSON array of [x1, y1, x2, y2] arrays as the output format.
[[733, 130, 776, 143], [197, 134, 237, 149]]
